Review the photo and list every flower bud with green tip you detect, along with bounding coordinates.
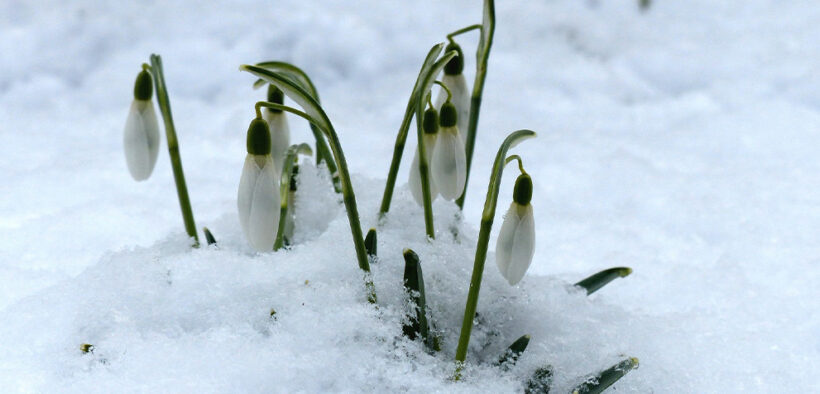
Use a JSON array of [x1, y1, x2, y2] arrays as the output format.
[[237, 118, 281, 252], [431, 101, 467, 200], [495, 173, 535, 285], [409, 107, 440, 206], [263, 85, 291, 170], [435, 42, 469, 140], [123, 67, 160, 181]]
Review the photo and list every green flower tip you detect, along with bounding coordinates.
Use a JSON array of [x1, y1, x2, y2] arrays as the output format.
[[513, 173, 532, 205], [620, 267, 633, 277], [423, 107, 439, 134], [403, 248, 419, 263], [444, 42, 464, 75], [133, 69, 153, 101], [439, 102, 457, 128], [246, 118, 271, 155], [267, 85, 284, 113]]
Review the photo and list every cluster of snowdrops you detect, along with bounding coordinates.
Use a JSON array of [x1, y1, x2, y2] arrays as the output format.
[[118, 1, 637, 392]]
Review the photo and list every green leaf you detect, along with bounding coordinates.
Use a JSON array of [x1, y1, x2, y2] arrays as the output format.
[[364, 228, 377, 259], [478, 0, 496, 67], [571, 357, 639, 394], [524, 365, 553, 394], [496, 334, 530, 369], [253, 61, 320, 102], [203, 227, 217, 245], [402, 248, 430, 346], [574, 267, 632, 295], [378, 43, 445, 216]]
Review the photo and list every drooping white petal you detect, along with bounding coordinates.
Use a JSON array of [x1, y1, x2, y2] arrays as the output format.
[[495, 203, 535, 285], [435, 73, 470, 143], [408, 133, 438, 206], [237, 155, 281, 252], [123, 99, 160, 181], [431, 126, 467, 200], [263, 110, 290, 170]]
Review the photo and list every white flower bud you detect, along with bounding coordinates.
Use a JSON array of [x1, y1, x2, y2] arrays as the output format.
[[431, 124, 467, 200], [495, 202, 535, 285], [409, 133, 439, 206], [263, 110, 290, 170], [123, 99, 161, 181], [434, 73, 470, 141], [237, 154, 281, 252]]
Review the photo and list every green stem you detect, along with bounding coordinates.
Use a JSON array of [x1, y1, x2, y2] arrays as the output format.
[[253, 61, 339, 192], [378, 44, 444, 218], [504, 155, 526, 174], [149, 54, 199, 247], [241, 65, 375, 302], [454, 129, 535, 367], [271, 142, 313, 251], [456, 0, 496, 210], [415, 50, 459, 239], [433, 80, 452, 102], [446, 24, 483, 42]]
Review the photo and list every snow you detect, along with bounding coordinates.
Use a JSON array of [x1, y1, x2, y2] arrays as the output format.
[[1, 0, 819, 392]]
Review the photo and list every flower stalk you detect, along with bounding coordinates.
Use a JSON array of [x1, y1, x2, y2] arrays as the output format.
[[454, 129, 535, 370], [456, 0, 496, 210], [241, 65, 376, 302], [149, 54, 199, 247]]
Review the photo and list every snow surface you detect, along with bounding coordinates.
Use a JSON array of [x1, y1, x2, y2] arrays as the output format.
[[2, 0, 819, 392]]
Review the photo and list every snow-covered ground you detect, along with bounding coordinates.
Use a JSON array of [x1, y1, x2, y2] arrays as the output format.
[[1, 0, 819, 392]]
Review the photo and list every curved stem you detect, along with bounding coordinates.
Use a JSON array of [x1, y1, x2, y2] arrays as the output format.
[[433, 80, 452, 102], [456, 0, 496, 210], [504, 155, 526, 174], [253, 61, 339, 192], [149, 54, 199, 247], [378, 44, 444, 219], [241, 68, 375, 302], [446, 24, 483, 42], [454, 129, 535, 367]]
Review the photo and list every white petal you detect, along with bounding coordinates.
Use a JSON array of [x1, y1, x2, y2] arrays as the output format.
[[431, 127, 467, 200], [435, 74, 470, 143], [264, 111, 290, 170], [495, 203, 535, 285], [237, 155, 281, 251], [123, 100, 161, 181], [408, 133, 438, 206]]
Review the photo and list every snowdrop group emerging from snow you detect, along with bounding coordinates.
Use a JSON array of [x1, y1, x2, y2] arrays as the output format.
[[118, 2, 641, 389]]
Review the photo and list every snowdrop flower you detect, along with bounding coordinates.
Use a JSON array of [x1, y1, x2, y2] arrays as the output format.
[[409, 107, 439, 206], [238, 118, 281, 252], [263, 85, 290, 169], [495, 173, 535, 285], [434, 42, 469, 142], [123, 68, 160, 181], [431, 102, 467, 200]]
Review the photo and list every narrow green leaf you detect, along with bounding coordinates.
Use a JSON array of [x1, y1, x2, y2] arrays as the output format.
[[524, 365, 553, 394], [364, 228, 377, 259], [574, 267, 632, 295], [402, 248, 430, 345], [203, 227, 217, 245], [496, 334, 530, 368], [571, 357, 639, 394], [378, 43, 444, 217]]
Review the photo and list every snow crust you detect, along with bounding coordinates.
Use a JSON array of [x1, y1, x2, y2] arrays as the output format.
[[1, 0, 819, 392]]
